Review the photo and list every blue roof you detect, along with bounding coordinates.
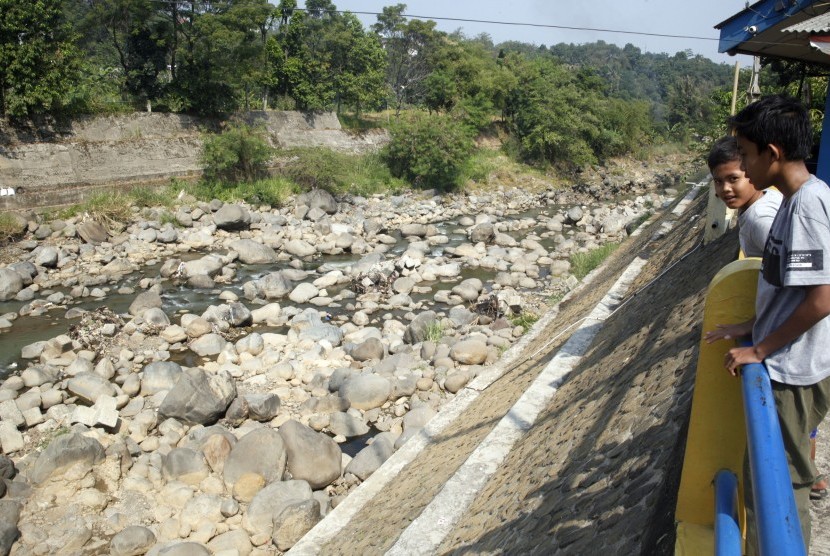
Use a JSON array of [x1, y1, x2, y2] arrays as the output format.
[[716, 0, 830, 65]]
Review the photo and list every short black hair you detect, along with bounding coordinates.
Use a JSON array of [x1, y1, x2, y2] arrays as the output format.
[[729, 94, 812, 160], [707, 136, 741, 172]]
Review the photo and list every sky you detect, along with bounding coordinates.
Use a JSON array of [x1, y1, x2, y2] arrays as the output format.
[[296, 0, 755, 67]]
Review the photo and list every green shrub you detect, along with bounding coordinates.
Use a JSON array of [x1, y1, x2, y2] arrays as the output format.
[[570, 243, 620, 279], [61, 192, 133, 230], [510, 311, 539, 334], [383, 113, 475, 190], [278, 148, 405, 196], [425, 321, 445, 343], [0, 213, 26, 243], [201, 123, 274, 184]]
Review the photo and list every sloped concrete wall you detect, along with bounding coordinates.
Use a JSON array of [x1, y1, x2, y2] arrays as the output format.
[[0, 111, 388, 210]]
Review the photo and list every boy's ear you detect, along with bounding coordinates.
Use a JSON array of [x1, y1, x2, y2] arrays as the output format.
[[768, 143, 783, 162]]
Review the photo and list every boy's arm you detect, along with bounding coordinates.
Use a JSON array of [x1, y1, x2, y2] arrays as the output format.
[[724, 284, 830, 375]]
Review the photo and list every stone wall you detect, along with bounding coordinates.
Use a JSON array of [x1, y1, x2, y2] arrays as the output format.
[[0, 111, 388, 210]]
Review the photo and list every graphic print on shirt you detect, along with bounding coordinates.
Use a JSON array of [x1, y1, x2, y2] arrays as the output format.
[[762, 234, 783, 287], [786, 250, 824, 271]]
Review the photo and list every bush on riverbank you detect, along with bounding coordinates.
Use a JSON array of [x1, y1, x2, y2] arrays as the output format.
[[201, 123, 273, 184], [277, 148, 405, 197]]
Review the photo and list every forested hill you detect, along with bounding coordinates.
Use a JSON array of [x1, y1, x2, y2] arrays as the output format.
[[1, 1, 803, 180]]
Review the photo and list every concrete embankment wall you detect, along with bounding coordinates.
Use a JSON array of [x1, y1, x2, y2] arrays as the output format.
[[0, 111, 388, 210]]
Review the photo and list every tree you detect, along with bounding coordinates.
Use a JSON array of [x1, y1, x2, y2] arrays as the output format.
[[326, 13, 388, 115], [0, 0, 82, 117]]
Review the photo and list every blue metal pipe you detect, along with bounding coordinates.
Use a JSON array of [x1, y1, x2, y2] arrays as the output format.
[[714, 470, 741, 556], [739, 340, 806, 555]]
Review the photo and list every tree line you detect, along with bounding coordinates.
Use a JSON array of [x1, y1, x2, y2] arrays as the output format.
[[2, 0, 759, 172]]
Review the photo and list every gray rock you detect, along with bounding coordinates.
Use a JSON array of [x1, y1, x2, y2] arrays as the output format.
[[242, 479, 313, 538], [566, 206, 584, 224], [403, 405, 436, 431], [400, 223, 427, 237], [0, 500, 21, 556], [328, 412, 369, 438], [110, 525, 156, 556], [158, 542, 211, 556], [158, 368, 236, 425], [340, 374, 391, 410], [34, 246, 59, 268], [156, 226, 178, 244], [449, 306, 477, 327], [245, 393, 281, 422], [213, 204, 251, 230], [346, 338, 385, 362], [67, 372, 117, 404], [299, 324, 342, 346], [141, 361, 182, 396], [272, 499, 320, 551], [0, 454, 15, 480], [403, 310, 438, 344], [129, 291, 163, 317], [76, 221, 108, 245], [0, 423, 23, 454], [444, 370, 471, 393], [181, 254, 224, 278], [205, 530, 252, 556], [189, 333, 227, 357], [289, 282, 319, 304], [244, 271, 293, 300], [162, 448, 210, 485], [469, 222, 495, 244], [451, 278, 483, 302], [235, 333, 264, 356], [449, 339, 488, 365], [284, 239, 316, 258], [142, 307, 170, 327], [0, 269, 23, 302], [29, 432, 105, 484], [298, 189, 338, 214], [344, 432, 396, 480], [202, 303, 252, 328], [279, 420, 341, 489], [223, 427, 286, 487], [230, 239, 278, 264]]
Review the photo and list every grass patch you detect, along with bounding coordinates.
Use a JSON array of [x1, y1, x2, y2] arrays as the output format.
[[193, 176, 298, 207], [338, 113, 387, 131], [570, 243, 620, 279], [128, 185, 179, 208], [510, 311, 539, 334], [59, 191, 134, 230], [0, 213, 25, 243], [277, 147, 405, 197], [425, 321, 445, 343]]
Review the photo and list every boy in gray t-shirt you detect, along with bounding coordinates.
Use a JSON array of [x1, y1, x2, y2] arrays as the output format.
[[705, 95, 830, 553], [707, 136, 783, 257]]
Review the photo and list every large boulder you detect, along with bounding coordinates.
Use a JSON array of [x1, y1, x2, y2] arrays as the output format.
[[29, 432, 105, 484], [76, 221, 108, 245], [298, 189, 338, 214], [129, 291, 163, 317], [469, 222, 496, 244], [278, 420, 341, 489], [230, 239, 278, 264], [181, 255, 224, 278], [284, 239, 316, 258], [141, 361, 183, 396], [243, 271, 293, 300], [272, 499, 320, 551], [340, 374, 391, 411], [0, 269, 23, 302], [162, 447, 210, 485], [67, 372, 117, 404], [345, 338, 385, 362], [403, 311, 438, 344], [344, 432, 396, 480], [213, 204, 251, 230], [449, 339, 488, 365], [242, 480, 313, 538], [110, 526, 156, 556], [223, 427, 286, 487], [159, 368, 236, 425], [0, 501, 21, 556]]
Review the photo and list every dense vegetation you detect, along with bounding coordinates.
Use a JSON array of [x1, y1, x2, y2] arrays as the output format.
[[1, 0, 825, 188]]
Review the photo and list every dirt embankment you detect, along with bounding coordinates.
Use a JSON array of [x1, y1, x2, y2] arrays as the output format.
[[0, 111, 388, 210]]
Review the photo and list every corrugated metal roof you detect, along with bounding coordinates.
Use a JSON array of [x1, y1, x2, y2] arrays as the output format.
[[784, 11, 830, 33]]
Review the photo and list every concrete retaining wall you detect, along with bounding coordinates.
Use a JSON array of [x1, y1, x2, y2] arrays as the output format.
[[0, 111, 388, 210]]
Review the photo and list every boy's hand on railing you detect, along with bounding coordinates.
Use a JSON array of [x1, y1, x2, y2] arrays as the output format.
[[704, 320, 754, 344], [724, 345, 764, 376]]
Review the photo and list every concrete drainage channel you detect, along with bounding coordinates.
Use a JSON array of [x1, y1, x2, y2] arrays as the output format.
[[289, 182, 707, 555]]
